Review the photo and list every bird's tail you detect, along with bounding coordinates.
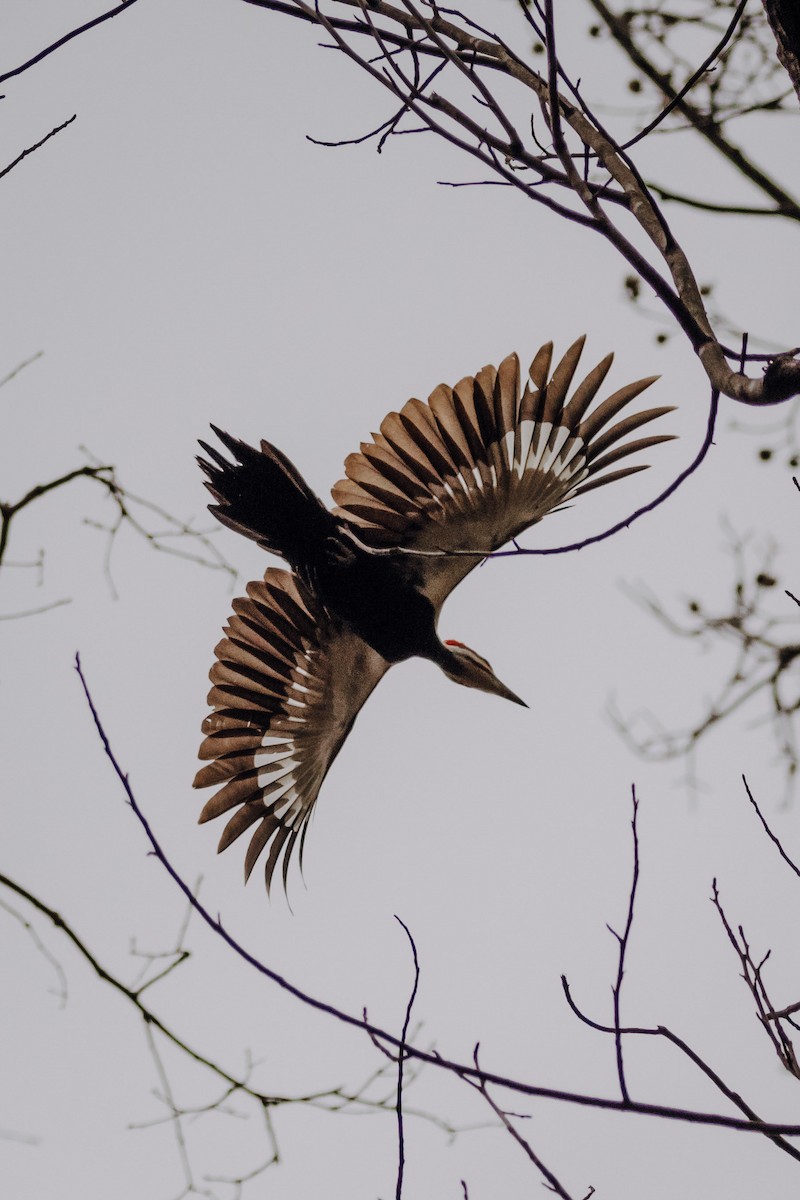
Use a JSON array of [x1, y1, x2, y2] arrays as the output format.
[[198, 426, 335, 565]]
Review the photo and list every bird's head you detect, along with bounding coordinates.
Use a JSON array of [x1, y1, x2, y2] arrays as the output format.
[[441, 639, 528, 707]]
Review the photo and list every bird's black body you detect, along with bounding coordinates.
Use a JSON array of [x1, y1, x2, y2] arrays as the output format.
[[198, 426, 442, 666], [311, 548, 441, 664]]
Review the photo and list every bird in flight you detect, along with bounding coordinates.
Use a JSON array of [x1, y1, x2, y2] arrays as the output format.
[[195, 336, 673, 893]]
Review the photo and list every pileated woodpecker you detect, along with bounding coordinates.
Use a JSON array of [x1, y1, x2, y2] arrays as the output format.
[[195, 337, 674, 892]]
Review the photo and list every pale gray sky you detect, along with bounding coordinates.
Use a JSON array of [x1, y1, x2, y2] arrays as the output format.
[[3, 3, 800, 1198]]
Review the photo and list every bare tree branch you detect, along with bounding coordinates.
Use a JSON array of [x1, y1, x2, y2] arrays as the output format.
[[0, 116, 76, 181], [458, 1045, 579, 1200], [712, 878, 800, 1080], [559, 780, 800, 1163], [8, 1, 797, 404], [72, 651, 800, 1141], [233, 1, 800, 404], [606, 785, 640, 1103], [0, 870, 454, 1192], [586, 0, 800, 218], [0, 352, 43, 390], [620, 0, 751, 149], [561, 978, 800, 1162], [394, 916, 420, 1200], [0, 455, 236, 612], [0, 1, 141, 86], [743, 773, 800, 877]]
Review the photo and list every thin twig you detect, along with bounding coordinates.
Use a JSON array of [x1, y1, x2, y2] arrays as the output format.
[[0, 598, 72, 620], [622, 0, 750, 150], [0, 1, 141, 85], [606, 786, 640, 1103], [394, 916, 420, 1200], [459, 1043, 578, 1199], [712, 880, 800, 1078], [0, 352, 43, 390], [585, 0, 800, 220], [0, 116, 76, 181], [0, 895, 69, 1005], [742, 775, 800, 878]]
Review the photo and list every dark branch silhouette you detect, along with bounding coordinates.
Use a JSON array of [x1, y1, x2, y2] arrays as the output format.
[[586, 0, 800, 217], [6, 3, 800, 1192], [394, 916, 420, 1200], [0, 453, 235, 614], [0, 116, 76, 181], [227, 1, 800, 406], [561, 786, 800, 1163], [71, 653, 800, 1143], [0, 1, 141, 86], [5, 2, 798, 401], [706, 776, 800, 1084], [0, 871, 456, 1191], [713, 877, 800, 1081]]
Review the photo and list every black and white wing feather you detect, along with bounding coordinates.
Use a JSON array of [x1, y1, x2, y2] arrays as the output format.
[[194, 568, 389, 891], [331, 337, 675, 609]]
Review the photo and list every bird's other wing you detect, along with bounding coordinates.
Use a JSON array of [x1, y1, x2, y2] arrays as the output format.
[[331, 337, 674, 609], [194, 567, 390, 893]]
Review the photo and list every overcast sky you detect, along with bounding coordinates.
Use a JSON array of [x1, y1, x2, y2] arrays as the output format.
[[3, 3, 800, 1198]]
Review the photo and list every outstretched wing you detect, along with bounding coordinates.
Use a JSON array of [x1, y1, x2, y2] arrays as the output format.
[[194, 568, 390, 892], [331, 337, 674, 609]]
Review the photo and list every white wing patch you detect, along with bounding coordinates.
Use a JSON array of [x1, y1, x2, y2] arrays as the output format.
[[194, 568, 390, 892]]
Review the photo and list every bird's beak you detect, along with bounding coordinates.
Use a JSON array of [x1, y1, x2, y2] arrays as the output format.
[[490, 676, 529, 708]]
